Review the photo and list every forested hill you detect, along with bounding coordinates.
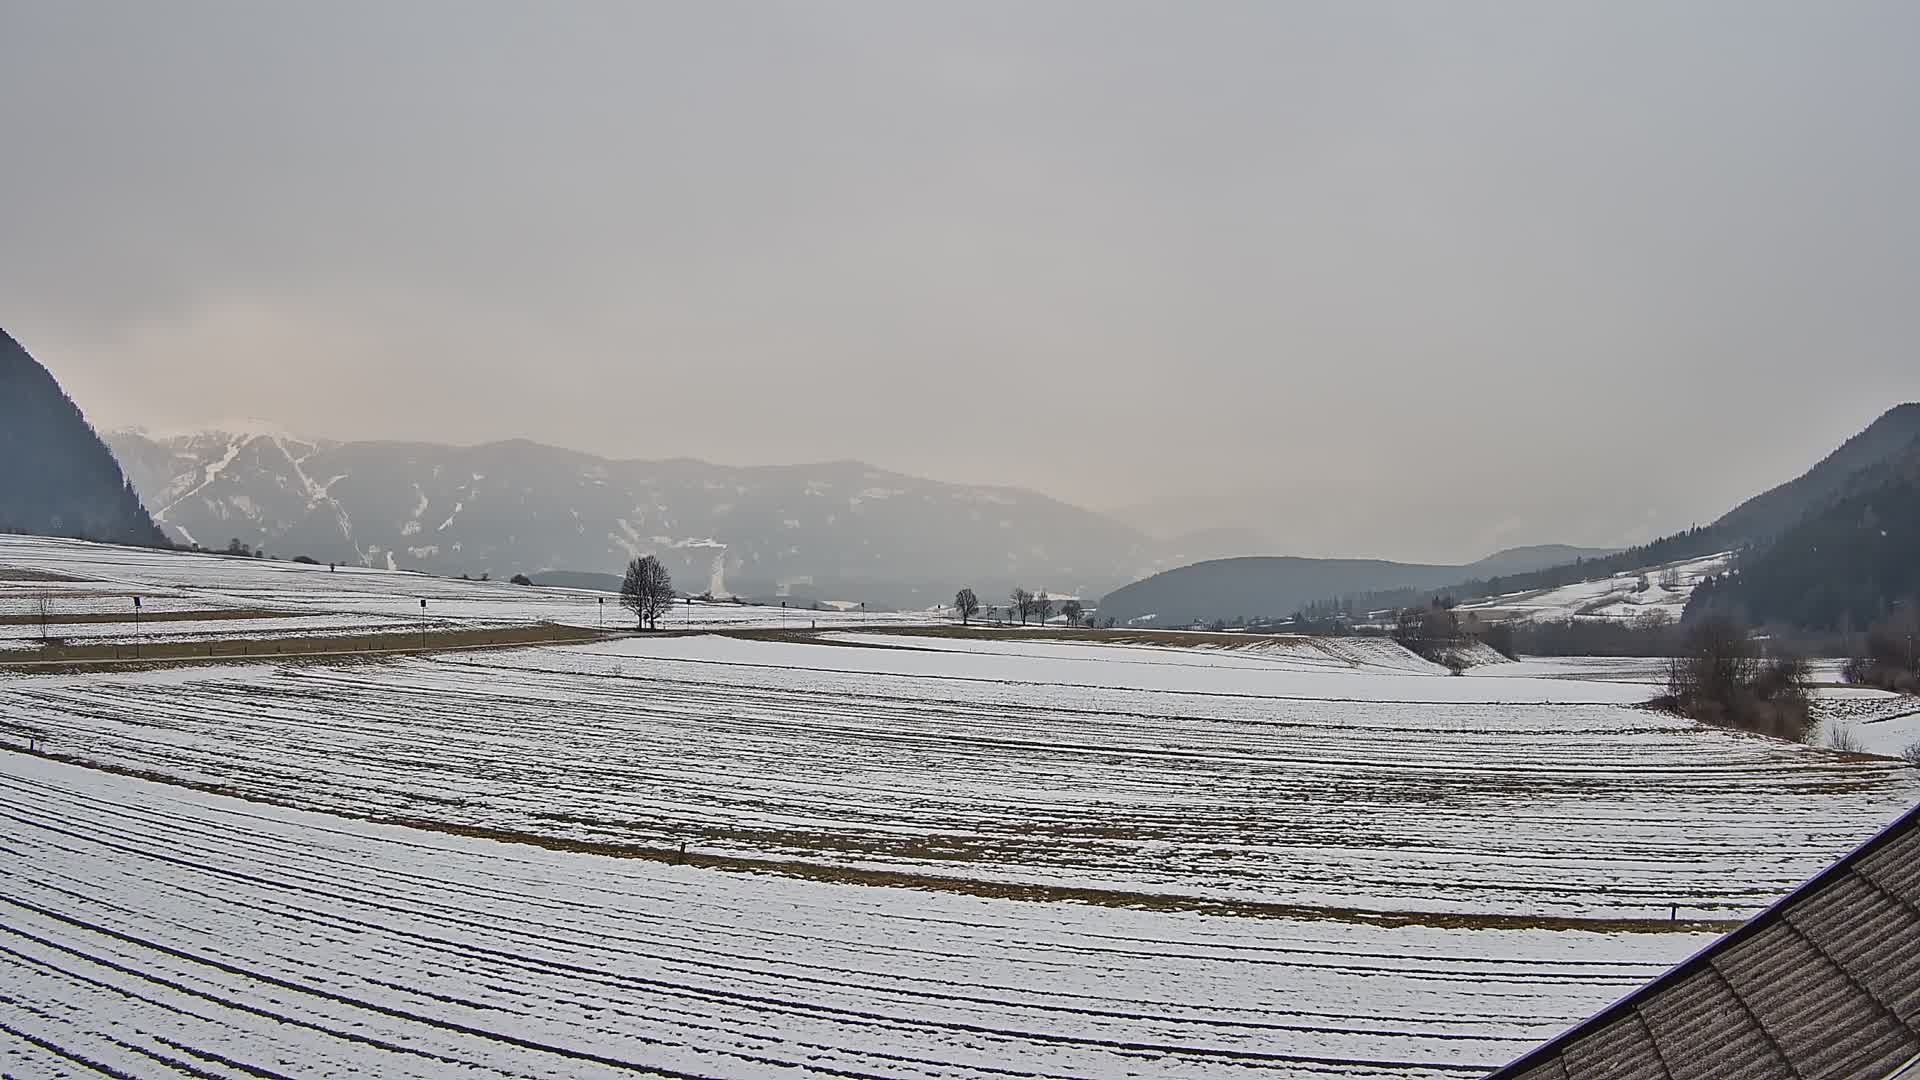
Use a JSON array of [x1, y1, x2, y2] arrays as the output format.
[[1093, 545, 1616, 627], [1333, 527, 1729, 618], [0, 328, 168, 547], [1326, 403, 1920, 625], [1714, 403, 1920, 543], [1687, 437, 1920, 631]]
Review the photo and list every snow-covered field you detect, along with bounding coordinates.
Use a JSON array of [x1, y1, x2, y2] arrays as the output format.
[[0, 534, 937, 633], [1491, 655, 1920, 758], [0, 612, 434, 652], [4, 536, 1918, 1077], [0, 752, 1714, 1079], [4, 632, 1913, 923], [1454, 552, 1732, 624]]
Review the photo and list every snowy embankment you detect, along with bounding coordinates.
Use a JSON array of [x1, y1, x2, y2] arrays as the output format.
[[0, 613, 434, 652], [5, 633, 1913, 921], [0, 534, 939, 632], [0, 752, 1710, 1080]]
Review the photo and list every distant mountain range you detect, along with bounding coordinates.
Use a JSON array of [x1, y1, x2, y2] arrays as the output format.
[[106, 426, 1153, 608], [104, 426, 1618, 612], [1, 329, 165, 547]]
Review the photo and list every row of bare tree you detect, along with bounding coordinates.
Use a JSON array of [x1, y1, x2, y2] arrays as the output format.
[[952, 587, 1085, 626]]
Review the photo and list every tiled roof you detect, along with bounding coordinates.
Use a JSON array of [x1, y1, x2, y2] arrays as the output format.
[[1488, 803, 1920, 1080]]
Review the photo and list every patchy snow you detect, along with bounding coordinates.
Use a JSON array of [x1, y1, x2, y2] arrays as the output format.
[[155, 432, 246, 523], [1813, 694, 1920, 759], [1456, 553, 1733, 625]]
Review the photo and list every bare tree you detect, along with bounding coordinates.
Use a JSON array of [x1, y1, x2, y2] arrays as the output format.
[[1061, 599, 1084, 626], [35, 590, 51, 642], [954, 588, 980, 626], [1031, 591, 1054, 624], [1009, 588, 1033, 626], [1392, 600, 1460, 662], [620, 556, 675, 630], [1664, 614, 1758, 714]]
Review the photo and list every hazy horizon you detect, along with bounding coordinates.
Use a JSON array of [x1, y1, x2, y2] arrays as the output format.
[[7, 2, 1919, 562]]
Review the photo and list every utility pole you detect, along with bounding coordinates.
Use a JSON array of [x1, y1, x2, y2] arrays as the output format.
[[132, 595, 142, 658], [598, 596, 604, 632], [420, 598, 428, 651]]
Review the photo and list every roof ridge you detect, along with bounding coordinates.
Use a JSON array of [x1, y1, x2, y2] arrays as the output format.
[[1486, 800, 1920, 1078]]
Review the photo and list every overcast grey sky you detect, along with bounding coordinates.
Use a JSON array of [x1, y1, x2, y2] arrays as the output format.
[[4, 2, 1918, 561]]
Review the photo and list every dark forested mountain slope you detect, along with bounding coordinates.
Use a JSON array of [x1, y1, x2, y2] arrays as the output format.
[[0, 329, 166, 547], [1688, 439, 1920, 631], [1714, 403, 1920, 544]]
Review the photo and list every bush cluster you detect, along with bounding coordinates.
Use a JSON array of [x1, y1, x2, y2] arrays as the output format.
[[1653, 615, 1812, 742]]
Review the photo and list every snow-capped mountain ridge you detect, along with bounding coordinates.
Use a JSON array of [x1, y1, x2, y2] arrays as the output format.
[[107, 428, 1151, 606]]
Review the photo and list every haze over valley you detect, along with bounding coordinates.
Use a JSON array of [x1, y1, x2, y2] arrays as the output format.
[[5, 4, 1920, 1078]]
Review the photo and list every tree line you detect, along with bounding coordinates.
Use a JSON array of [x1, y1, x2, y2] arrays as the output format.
[[953, 587, 1089, 627]]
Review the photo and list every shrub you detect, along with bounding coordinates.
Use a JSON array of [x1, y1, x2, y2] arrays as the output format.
[[1842, 610, 1920, 694], [1392, 600, 1460, 662], [510, 574, 534, 586], [1827, 725, 1865, 754], [1657, 615, 1811, 742], [1901, 742, 1920, 766]]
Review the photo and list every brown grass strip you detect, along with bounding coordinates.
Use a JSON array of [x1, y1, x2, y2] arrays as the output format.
[[0, 623, 602, 671], [0, 608, 288, 627]]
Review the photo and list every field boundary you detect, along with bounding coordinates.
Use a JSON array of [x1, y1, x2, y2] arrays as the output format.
[[0, 744, 1742, 936], [0, 607, 288, 627], [0, 623, 609, 671]]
